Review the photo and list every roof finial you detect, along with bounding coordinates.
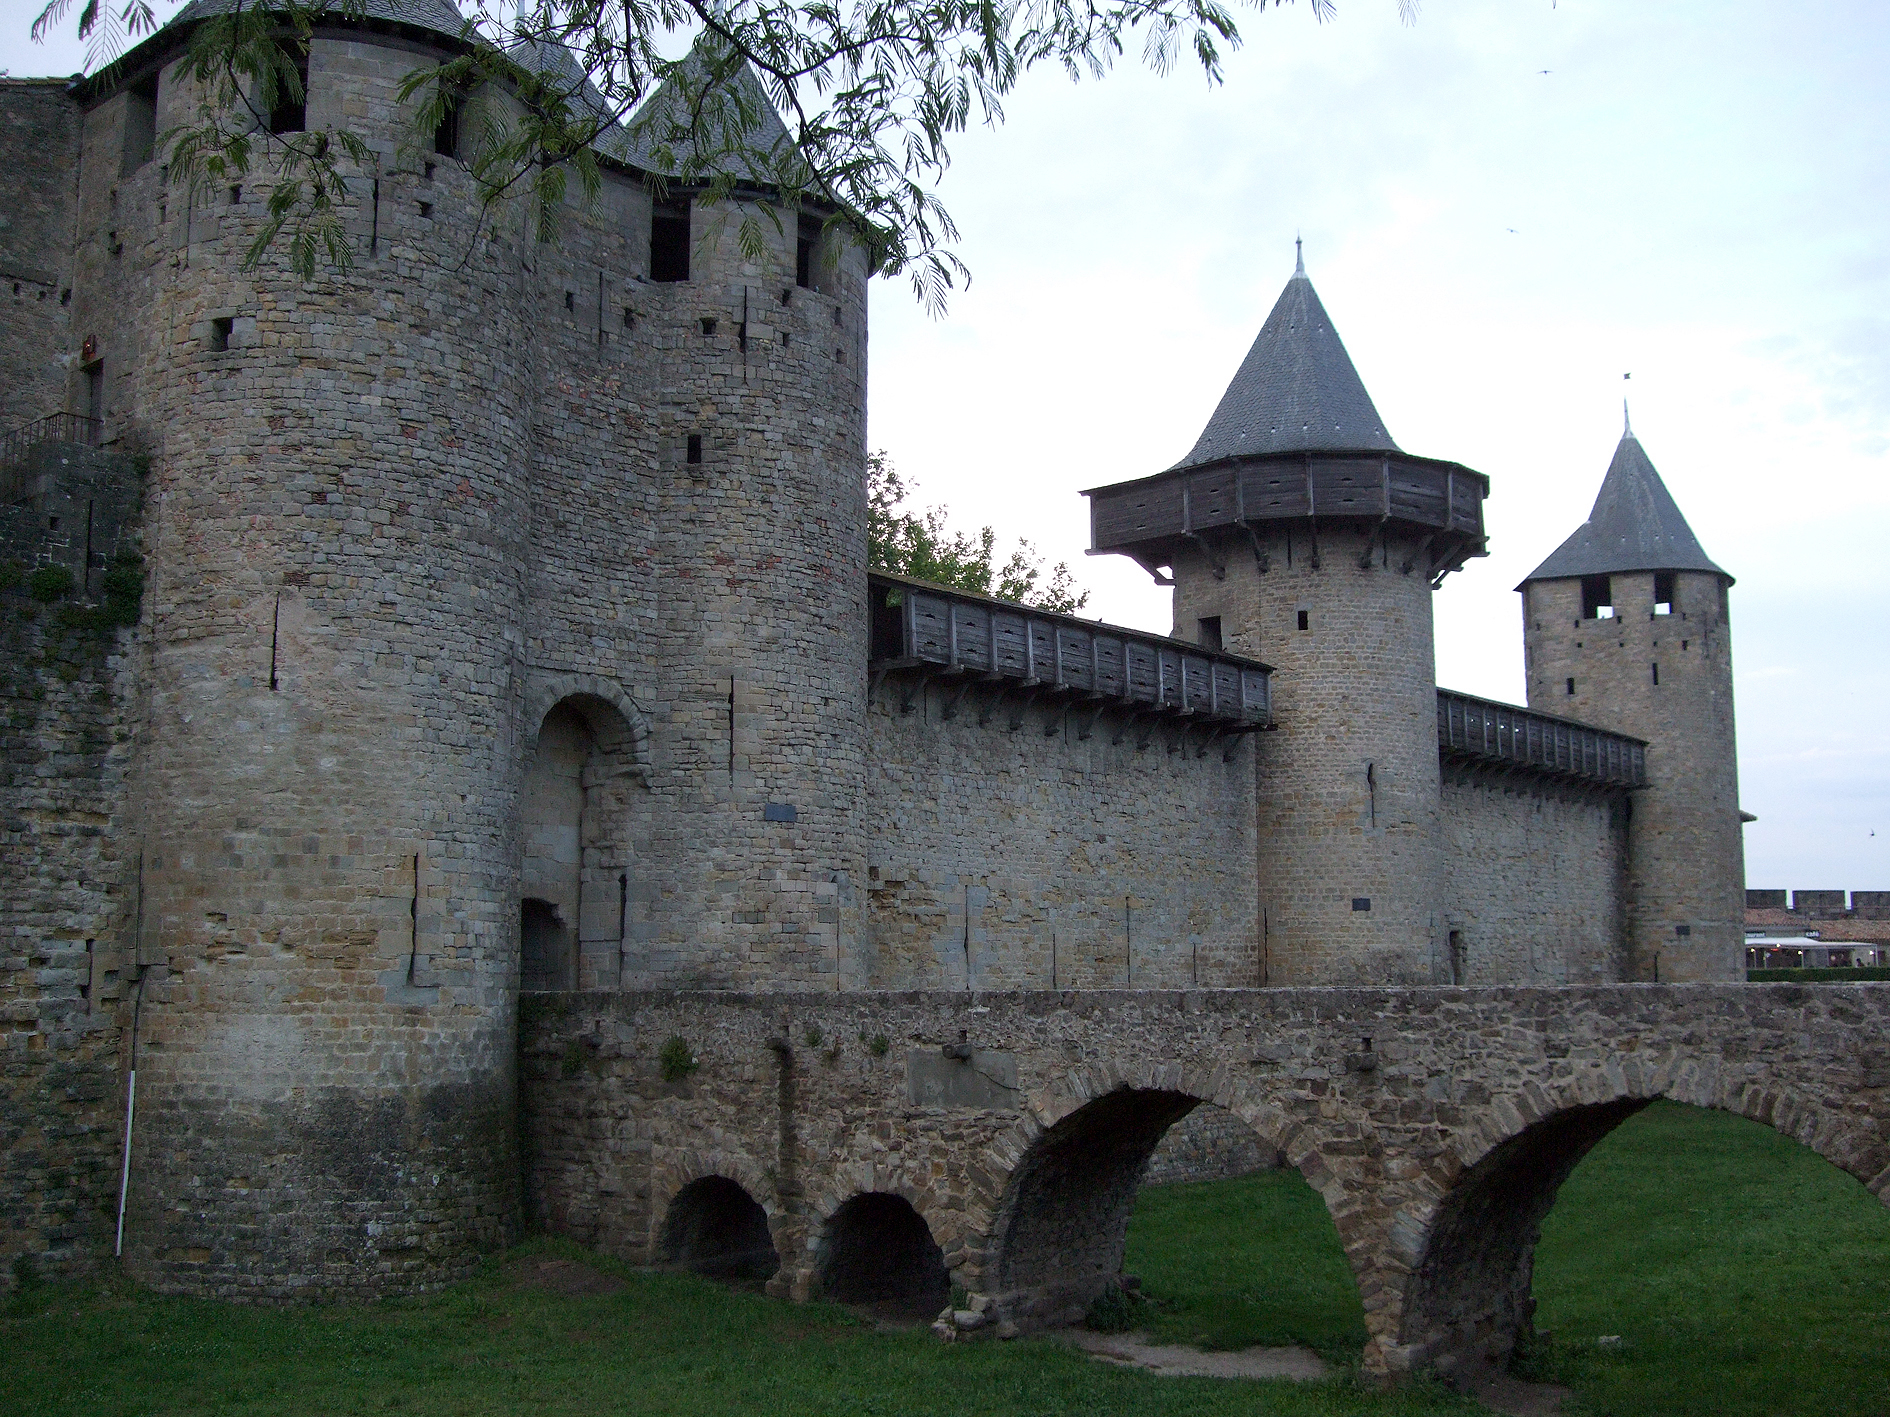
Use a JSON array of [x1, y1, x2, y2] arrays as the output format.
[[1623, 398, 1633, 438], [1294, 234, 1305, 277]]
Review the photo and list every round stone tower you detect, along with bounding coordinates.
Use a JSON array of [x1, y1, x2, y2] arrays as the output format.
[[72, 1, 869, 1297], [1518, 411, 1742, 982], [1084, 252, 1489, 984]]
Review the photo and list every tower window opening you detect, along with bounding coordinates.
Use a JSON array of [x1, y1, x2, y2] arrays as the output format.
[[267, 56, 308, 135], [123, 72, 158, 174], [650, 197, 690, 282], [208, 318, 232, 352], [1682, 640, 1689, 651], [424, 161, 435, 180], [1296, 610, 1309, 631], [1565, 677, 1576, 696], [700, 317, 717, 336], [1197, 616, 1222, 651], [623, 307, 636, 330], [833, 305, 842, 327], [779, 331, 790, 347], [229, 184, 242, 205], [433, 91, 461, 158], [796, 212, 820, 289], [416, 201, 433, 219], [84, 360, 104, 420], [1654, 570, 1676, 615], [1581, 574, 1613, 619], [780, 288, 792, 306], [1651, 662, 1660, 686], [686, 433, 702, 465], [565, 290, 575, 311]]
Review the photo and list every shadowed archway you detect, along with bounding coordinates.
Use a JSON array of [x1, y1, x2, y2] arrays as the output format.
[[658, 1176, 780, 1282], [816, 1193, 950, 1317]]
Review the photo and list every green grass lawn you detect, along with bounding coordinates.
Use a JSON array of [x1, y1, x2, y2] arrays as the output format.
[[1527, 1101, 1890, 1417], [1119, 1170, 1367, 1359], [4, 1101, 1886, 1416]]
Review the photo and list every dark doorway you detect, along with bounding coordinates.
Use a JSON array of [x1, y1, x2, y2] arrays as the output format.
[[817, 1193, 950, 1318], [659, 1176, 780, 1282], [520, 897, 569, 991]]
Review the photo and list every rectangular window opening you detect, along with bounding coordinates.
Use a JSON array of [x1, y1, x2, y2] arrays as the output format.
[[700, 317, 717, 336], [416, 201, 432, 219], [686, 433, 703, 465], [1197, 616, 1222, 651], [796, 212, 820, 289], [268, 57, 308, 135], [1565, 676, 1576, 696], [564, 290, 575, 311], [84, 360, 105, 420], [1296, 609, 1309, 631], [650, 197, 690, 282], [208, 318, 232, 352], [1651, 662, 1660, 686], [1580, 574, 1613, 619], [779, 330, 790, 347], [433, 92, 460, 158], [229, 184, 242, 205], [123, 72, 158, 174], [622, 307, 635, 329], [1653, 570, 1676, 616]]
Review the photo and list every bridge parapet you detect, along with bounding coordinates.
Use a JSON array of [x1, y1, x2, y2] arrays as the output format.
[[520, 983, 1890, 1384]]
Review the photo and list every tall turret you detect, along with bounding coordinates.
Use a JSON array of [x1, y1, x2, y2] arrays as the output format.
[[1519, 411, 1742, 981], [1085, 252, 1488, 983], [41, 0, 867, 1299]]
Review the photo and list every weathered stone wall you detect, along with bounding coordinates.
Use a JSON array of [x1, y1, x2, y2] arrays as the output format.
[[1140, 1101, 1282, 1186], [520, 984, 1890, 1381], [1171, 524, 1446, 986], [1439, 767, 1628, 984], [0, 477, 145, 1288], [0, 79, 77, 423], [1523, 570, 1743, 980], [862, 676, 1259, 990]]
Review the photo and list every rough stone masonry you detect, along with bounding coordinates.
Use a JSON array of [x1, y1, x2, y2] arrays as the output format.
[[0, 0, 1865, 1392]]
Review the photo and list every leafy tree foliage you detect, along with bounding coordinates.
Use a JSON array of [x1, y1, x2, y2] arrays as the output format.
[[869, 452, 1088, 615], [29, 0, 1402, 301]]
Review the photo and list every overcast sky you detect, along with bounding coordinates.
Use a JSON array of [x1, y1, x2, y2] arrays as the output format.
[[6, 0, 1886, 893]]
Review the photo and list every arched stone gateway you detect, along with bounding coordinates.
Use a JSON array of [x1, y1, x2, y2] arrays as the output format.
[[519, 984, 1890, 1378], [659, 1176, 781, 1282], [816, 1193, 950, 1315]]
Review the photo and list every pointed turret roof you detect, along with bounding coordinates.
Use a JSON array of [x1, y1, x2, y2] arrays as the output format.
[[1521, 413, 1730, 586], [1174, 248, 1398, 469]]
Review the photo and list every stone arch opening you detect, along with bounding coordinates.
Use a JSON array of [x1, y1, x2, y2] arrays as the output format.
[[989, 1087, 1199, 1327], [658, 1176, 781, 1282], [1398, 1097, 1650, 1378], [816, 1193, 950, 1317], [519, 693, 644, 990]]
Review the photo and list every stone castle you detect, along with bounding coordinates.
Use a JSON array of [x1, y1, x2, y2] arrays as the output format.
[[2, 2, 1816, 1380]]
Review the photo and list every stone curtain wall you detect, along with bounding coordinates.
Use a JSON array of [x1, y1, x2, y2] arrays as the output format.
[[521, 983, 1890, 1381], [863, 678, 1259, 990], [1140, 1102, 1282, 1186], [0, 80, 77, 425], [0, 594, 142, 1288], [1439, 769, 1629, 984]]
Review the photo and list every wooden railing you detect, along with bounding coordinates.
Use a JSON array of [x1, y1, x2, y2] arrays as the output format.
[[1437, 689, 1646, 787]]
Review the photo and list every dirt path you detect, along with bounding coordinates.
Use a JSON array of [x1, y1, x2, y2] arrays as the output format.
[[1056, 1329, 1569, 1415]]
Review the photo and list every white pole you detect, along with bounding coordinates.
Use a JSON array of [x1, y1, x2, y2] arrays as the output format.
[[114, 1070, 136, 1259]]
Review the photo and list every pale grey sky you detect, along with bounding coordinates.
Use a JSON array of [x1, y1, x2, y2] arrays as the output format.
[[6, 0, 1885, 891]]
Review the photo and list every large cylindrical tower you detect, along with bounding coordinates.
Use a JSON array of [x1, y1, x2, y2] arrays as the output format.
[[1518, 415, 1742, 982], [1085, 254, 1488, 984], [79, 7, 536, 1295]]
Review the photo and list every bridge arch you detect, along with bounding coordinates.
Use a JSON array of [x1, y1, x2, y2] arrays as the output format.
[[1386, 1057, 1890, 1381], [814, 1191, 952, 1315], [977, 1060, 1316, 1330]]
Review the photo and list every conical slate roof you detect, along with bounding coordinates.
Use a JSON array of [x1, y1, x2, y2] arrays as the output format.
[[1174, 251, 1398, 469], [1521, 421, 1730, 586]]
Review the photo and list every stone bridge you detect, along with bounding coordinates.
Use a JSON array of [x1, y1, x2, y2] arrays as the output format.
[[520, 984, 1890, 1381]]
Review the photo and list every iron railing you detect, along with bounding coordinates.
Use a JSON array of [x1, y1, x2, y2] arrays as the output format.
[[0, 412, 101, 503]]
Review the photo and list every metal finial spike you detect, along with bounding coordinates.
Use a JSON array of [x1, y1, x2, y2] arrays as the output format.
[[1623, 398, 1633, 438], [1295, 235, 1305, 276]]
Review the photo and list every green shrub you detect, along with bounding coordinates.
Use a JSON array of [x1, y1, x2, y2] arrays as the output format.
[[1083, 1283, 1150, 1334], [658, 1036, 697, 1082], [803, 1025, 823, 1048], [26, 564, 74, 603], [868, 1033, 890, 1058], [98, 554, 145, 628], [1748, 966, 1890, 982]]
